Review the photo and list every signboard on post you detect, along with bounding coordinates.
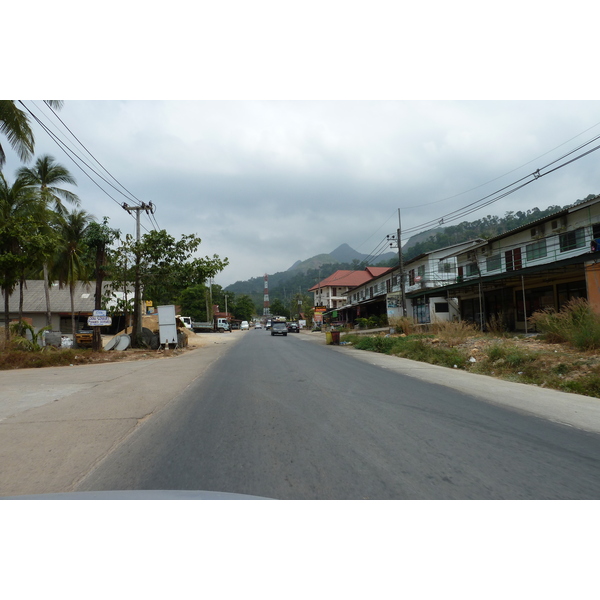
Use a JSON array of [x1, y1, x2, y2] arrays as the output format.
[[88, 316, 112, 327]]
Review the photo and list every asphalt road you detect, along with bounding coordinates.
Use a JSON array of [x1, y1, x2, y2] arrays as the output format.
[[75, 329, 600, 499]]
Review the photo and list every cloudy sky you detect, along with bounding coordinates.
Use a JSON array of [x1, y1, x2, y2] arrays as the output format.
[[3, 100, 600, 287], [4, 3, 599, 289]]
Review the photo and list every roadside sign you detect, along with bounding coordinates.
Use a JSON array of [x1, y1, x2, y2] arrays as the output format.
[[93, 309, 107, 317], [87, 316, 112, 327]]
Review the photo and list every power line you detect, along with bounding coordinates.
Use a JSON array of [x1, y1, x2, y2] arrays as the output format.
[[41, 100, 147, 209], [399, 137, 600, 238], [19, 101, 159, 234]]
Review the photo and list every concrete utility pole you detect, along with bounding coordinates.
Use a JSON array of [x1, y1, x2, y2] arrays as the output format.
[[387, 208, 407, 317], [122, 202, 155, 346]]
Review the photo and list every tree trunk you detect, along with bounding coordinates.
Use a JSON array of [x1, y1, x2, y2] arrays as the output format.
[[43, 263, 52, 328], [93, 242, 105, 352], [70, 283, 77, 349], [3, 288, 10, 342], [15, 276, 26, 338]]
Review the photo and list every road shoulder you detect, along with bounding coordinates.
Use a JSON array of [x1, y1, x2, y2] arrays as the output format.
[[0, 334, 241, 497]]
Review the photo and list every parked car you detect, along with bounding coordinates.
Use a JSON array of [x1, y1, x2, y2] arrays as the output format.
[[241, 321, 249, 330], [255, 323, 262, 329], [271, 322, 288, 336], [286, 322, 299, 333]]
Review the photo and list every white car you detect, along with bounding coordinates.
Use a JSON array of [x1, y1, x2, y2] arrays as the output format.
[[255, 323, 262, 329], [240, 321, 249, 330]]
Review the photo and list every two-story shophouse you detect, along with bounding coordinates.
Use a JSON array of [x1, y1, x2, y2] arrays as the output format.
[[435, 195, 600, 331], [336, 240, 481, 325]]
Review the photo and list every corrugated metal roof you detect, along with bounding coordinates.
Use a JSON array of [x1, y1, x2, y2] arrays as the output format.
[[0, 281, 130, 314]]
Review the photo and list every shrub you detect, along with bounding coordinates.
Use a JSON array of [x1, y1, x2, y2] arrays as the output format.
[[530, 298, 600, 350], [486, 312, 509, 335]]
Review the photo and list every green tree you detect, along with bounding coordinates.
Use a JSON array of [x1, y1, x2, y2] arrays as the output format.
[[0, 101, 35, 167], [0, 101, 63, 167], [0, 172, 50, 340], [108, 230, 228, 346], [136, 230, 229, 307], [179, 284, 210, 321], [52, 209, 93, 346], [231, 295, 256, 321], [18, 154, 80, 326], [269, 298, 290, 318]]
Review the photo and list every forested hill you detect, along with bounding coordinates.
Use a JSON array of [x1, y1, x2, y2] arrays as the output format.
[[224, 259, 374, 311], [399, 196, 597, 264]]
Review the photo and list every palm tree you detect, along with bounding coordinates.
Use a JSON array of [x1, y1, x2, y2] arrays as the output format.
[[0, 101, 63, 167], [0, 101, 34, 167], [52, 209, 93, 346], [0, 172, 47, 340], [18, 154, 80, 327]]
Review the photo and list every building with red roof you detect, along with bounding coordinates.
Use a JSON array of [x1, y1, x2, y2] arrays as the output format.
[[309, 267, 393, 311]]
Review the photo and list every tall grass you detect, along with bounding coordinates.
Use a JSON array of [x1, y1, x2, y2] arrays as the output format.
[[529, 298, 600, 350], [428, 320, 477, 347], [388, 316, 415, 335]]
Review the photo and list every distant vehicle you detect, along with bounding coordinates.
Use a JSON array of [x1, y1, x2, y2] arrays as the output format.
[[192, 317, 231, 333], [286, 322, 299, 333], [241, 321, 249, 330], [255, 323, 262, 329], [178, 316, 193, 329], [271, 322, 288, 336], [75, 329, 94, 348]]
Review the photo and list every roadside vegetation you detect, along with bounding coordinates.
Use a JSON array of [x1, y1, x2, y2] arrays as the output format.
[[341, 300, 600, 399]]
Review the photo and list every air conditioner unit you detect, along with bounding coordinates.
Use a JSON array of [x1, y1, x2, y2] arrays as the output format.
[[531, 223, 545, 238], [551, 216, 567, 231], [480, 247, 488, 255]]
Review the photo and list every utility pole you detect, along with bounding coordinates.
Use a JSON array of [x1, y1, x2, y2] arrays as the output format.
[[122, 202, 155, 346], [387, 208, 407, 317]]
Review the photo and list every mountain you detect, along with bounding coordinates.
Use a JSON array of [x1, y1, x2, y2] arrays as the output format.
[[286, 243, 396, 274], [225, 243, 396, 305]]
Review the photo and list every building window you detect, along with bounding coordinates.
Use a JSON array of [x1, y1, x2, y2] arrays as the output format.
[[505, 248, 522, 271], [559, 228, 585, 252], [526, 239, 547, 261], [438, 261, 454, 273], [434, 302, 449, 313], [409, 269, 415, 285], [486, 254, 501, 271], [466, 263, 479, 276], [417, 265, 425, 277]]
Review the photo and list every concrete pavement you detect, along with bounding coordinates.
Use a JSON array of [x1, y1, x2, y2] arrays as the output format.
[[0, 332, 241, 497]]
